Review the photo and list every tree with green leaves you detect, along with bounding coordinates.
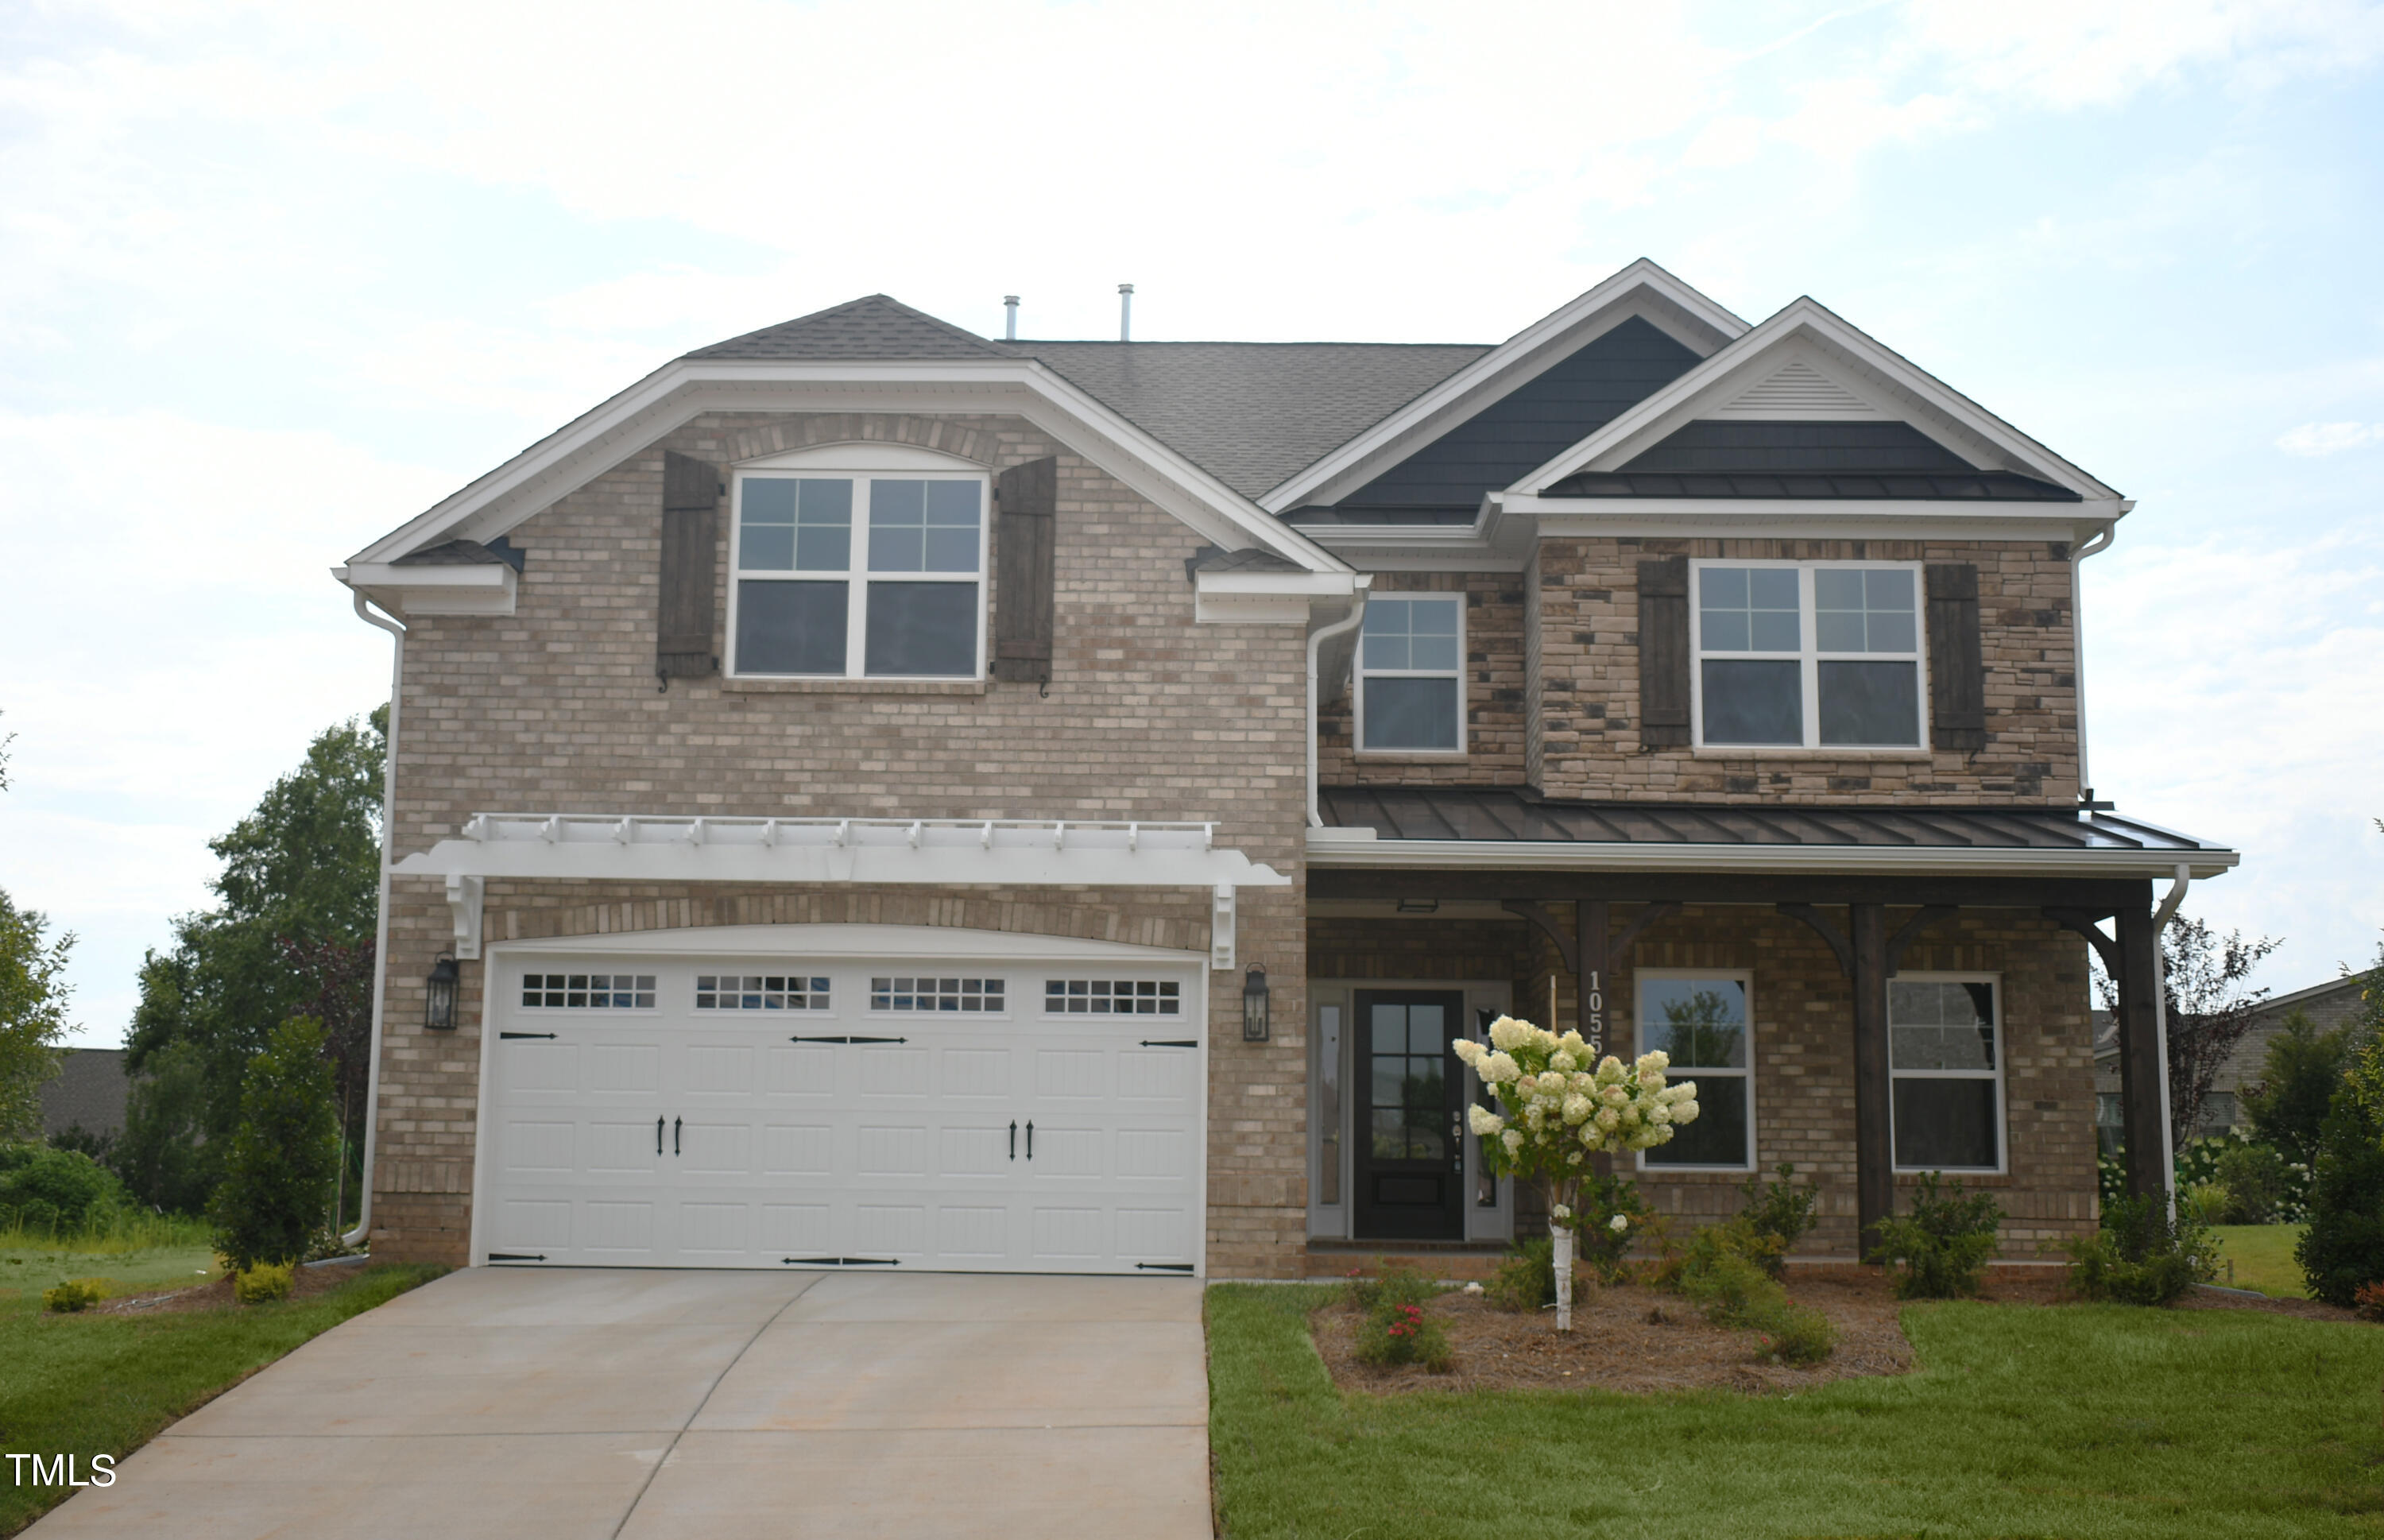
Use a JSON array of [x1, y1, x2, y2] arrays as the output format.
[[210, 1016, 341, 1271], [2242, 1008, 2359, 1167], [124, 710, 383, 1209], [0, 888, 74, 1141]]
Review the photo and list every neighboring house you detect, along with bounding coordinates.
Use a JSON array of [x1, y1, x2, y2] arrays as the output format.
[[335, 261, 2236, 1279], [2093, 972, 2374, 1153], [40, 1048, 129, 1142]]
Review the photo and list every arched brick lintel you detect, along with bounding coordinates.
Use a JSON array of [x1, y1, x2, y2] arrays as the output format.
[[717, 413, 1005, 468]]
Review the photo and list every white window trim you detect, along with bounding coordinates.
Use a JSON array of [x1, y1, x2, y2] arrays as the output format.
[[1889, 970, 2007, 1175], [1688, 559, 1931, 753], [727, 468, 991, 681], [1632, 967, 1757, 1174], [865, 973, 1013, 1017], [514, 969, 660, 1014], [1039, 978, 1187, 1019], [1353, 590, 1468, 758]]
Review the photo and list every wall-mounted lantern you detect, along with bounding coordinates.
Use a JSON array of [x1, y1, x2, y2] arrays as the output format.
[[426, 955, 460, 1031], [1241, 964, 1270, 1043]]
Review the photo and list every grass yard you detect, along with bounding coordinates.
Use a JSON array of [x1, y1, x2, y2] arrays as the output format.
[[2215, 1223, 2312, 1298], [1209, 1283, 2384, 1540], [0, 1248, 444, 1537]]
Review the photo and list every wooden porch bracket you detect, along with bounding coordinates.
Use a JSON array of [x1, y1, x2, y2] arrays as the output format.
[[1885, 905, 1960, 974], [1500, 900, 1578, 975], [2043, 903, 2162, 1200], [2041, 907, 2121, 975], [1778, 902, 1853, 977]]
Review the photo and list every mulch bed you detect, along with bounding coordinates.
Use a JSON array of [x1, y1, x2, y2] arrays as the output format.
[[89, 1259, 367, 1317], [1312, 1269, 2360, 1396]]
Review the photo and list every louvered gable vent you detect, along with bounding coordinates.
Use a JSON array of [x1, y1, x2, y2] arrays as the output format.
[[1715, 359, 1874, 417]]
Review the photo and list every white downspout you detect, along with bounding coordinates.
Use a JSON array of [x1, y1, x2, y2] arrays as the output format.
[[2150, 861, 2191, 1221], [2070, 513, 2119, 802], [344, 591, 404, 1249], [1307, 578, 1372, 828]]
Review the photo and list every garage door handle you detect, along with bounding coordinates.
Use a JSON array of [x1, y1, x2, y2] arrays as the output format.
[[1009, 1120, 1017, 1160], [656, 1116, 664, 1155], [1139, 1039, 1198, 1048], [788, 1035, 910, 1045], [1025, 1120, 1034, 1160], [674, 1116, 682, 1156]]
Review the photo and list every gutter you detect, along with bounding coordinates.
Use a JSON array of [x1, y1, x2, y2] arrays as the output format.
[[1306, 580, 1372, 828], [2070, 510, 2122, 800], [343, 592, 404, 1250]]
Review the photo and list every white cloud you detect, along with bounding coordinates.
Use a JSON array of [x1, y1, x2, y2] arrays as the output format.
[[2278, 420, 2384, 455]]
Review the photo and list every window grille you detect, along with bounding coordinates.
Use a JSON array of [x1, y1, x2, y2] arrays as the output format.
[[521, 973, 656, 1010], [1044, 979, 1181, 1015], [870, 976, 1005, 1013], [695, 974, 830, 1011]]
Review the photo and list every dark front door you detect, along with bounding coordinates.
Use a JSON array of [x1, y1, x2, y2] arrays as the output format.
[[1353, 990, 1465, 1240]]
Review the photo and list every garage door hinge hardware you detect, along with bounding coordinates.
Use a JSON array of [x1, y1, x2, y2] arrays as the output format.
[[783, 1256, 902, 1267], [1135, 1263, 1194, 1273], [488, 1253, 547, 1263], [1025, 1120, 1033, 1159], [674, 1116, 682, 1155], [656, 1116, 664, 1155], [499, 1031, 558, 1040], [788, 1034, 909, 1044], [1139, 1039, 1198, 1048]]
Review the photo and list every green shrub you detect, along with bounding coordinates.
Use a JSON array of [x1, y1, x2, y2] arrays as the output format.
[[2065, 1191, 2216, 1306], [2213, 1141, 2302, 1225], [234, 1261, 295, 1303], [209, 1016, 340, 1271], [1867, 1172, 2003, 1299], [2181, 1182, 2232, 1228], [1344, 1258, 1438, 1314], [1352, 1300, 1453, 1371], [2296, 1086, 2384, 1308], [1484, 1236, 1557, 1313], [41, 1278, 106, 1313], [1565, 1172, 1655, 1283], [1734, 1163, 1818, 1278], [0, 1142, 129, 1231], [1670, 1221, 1835, 1364], [2242, 1008, 2358, 1167]]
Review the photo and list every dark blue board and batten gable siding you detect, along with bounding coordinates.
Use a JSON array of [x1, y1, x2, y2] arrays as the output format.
[[1327, 315, 1705, 514], [1618, 420, 1979, 475]]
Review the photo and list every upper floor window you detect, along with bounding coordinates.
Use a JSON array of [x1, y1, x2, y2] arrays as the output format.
[[1357, 595, 1464, 753], [1692, 562, 1924, 748], [730, 470, 987, 678]]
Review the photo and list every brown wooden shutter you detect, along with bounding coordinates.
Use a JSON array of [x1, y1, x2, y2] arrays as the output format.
[[1636, 556, 1690, 746], [656, 451, 721, 683], [1925, 562, 1986, 750], [992, 456, 1058, 684]]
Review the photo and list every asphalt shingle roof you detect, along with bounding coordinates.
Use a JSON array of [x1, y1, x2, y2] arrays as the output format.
[[686, 294, 1020, 361]]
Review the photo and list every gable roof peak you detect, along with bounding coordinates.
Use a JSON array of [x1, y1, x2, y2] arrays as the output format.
[[685, 292, 1018, 362]]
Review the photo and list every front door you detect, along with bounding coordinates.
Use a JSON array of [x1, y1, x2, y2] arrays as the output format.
[[1353, 990, 1465, 1240]]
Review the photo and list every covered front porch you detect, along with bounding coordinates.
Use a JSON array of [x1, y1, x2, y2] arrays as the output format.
[[1301, 790, 2239, 1265]]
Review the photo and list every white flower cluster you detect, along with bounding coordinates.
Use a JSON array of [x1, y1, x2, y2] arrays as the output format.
[[1455, 1015, 1700, 1170]]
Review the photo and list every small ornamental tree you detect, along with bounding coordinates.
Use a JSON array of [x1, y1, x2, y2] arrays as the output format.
[[210, 1016, 340, 1273], [1454, 1015, 1698, 1330]]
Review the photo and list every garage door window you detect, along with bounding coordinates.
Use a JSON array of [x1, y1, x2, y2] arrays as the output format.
[[872, 976, 1006, 1012], [1044, 979, 1181, 1015], [521, 973, 656, 1009], [695, 974, 831, 1011]]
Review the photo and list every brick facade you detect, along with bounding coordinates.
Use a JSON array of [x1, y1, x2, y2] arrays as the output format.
[[1315, 570, 1530, 787], [369, 412, 1313, 1275], [1310, 907, 2099, 1258], [1529, 536, 2081, 803]]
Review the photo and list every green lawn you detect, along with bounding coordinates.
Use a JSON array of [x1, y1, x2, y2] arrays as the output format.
[[2213, 1224, 2312, 1298], [1209, 1284, 2384, 1539], [1, 1252, 445, 1537]]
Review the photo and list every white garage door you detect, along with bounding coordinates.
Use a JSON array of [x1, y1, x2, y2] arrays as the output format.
[[476, 942, 1204, 1275]]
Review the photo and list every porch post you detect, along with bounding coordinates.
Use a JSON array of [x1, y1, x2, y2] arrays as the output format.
[[1850, 902, 1894, 1250], [2113, 903, 2167, 1202]]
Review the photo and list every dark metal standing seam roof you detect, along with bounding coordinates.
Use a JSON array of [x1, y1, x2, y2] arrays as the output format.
[[1544, 470, 2082, 501], [1318, 787, 2220, 857]]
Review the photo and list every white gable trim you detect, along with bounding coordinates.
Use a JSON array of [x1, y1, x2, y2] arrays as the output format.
[[343, 358, 1347, 576], [1256, 260, 1749, 515], [1511, 298, 2123, 501]]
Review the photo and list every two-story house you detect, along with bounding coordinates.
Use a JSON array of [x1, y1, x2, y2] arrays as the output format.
[[335, 261, 2236, 1279]]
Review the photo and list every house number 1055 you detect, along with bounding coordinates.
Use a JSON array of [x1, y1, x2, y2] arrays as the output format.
[[1583, 969, 1603, 1058]]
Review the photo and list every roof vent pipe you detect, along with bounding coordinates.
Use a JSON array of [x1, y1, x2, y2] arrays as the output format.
[[1118, 283, 1134, 342], [1003, 295, 1019, 342]]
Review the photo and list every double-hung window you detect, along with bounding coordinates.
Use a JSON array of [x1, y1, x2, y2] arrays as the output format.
[[1636, 973, 1753, 1170], [1888, 977, 2003, 1171], [730, 471, 987, 678], [1357, 595, 1464, 753], [1693, 562, 1925, 748]]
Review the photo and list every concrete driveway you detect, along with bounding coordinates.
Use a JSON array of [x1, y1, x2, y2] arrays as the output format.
[[27, 1267, 1211, 1539]]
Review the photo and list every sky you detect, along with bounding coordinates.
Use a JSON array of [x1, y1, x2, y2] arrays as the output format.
[[2, 0, 2380, 1049]]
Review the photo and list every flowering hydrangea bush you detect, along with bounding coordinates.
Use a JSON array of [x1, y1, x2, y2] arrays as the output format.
[[1453, 1015, 1699, 1329]]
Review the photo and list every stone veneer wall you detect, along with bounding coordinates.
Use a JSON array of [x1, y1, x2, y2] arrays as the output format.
[[1531, 536, 2081, 803], [1315, 571, 1529, 787], [368, 410, 1312, 1276], [1308, 907, 2099, 1258]]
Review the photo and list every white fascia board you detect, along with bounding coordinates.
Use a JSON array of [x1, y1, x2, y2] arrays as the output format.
[[1305, 830, 2240, 881], [1511, 299, 2124, 502], [1257, 261, 1750, 515], [1191, 570, 1362, 624], [1515, 497, 2127, 545], [345, 358, 1345, 576], [332, 562, 517, 617], [493, 921, 1203, 965]]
